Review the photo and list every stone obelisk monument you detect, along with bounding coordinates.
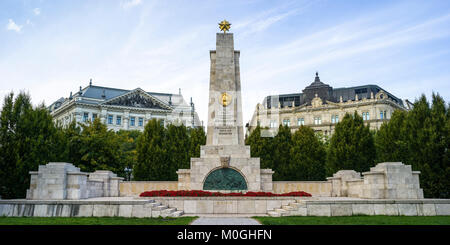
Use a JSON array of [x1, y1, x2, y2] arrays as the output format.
[[206, 30, 244, 145], [177, 20, 274, 192]]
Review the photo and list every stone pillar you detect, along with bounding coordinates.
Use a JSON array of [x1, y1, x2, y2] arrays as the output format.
[[361, 171, 385, 199], [89, 170, 123, 197], [123, 110, 130, 130], [327, 170, 361, 197], [109, 177, 123, 197], [74, 112, 82, 124], [26, 171, 38, 199], [100, 108, 107, 124], [260, 169, 274, 192], [177, 169, 191, 190], [67, 172, 89, 199]]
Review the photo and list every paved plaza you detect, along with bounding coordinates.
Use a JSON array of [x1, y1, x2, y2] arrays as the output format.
[[190, 217, 261, 225]]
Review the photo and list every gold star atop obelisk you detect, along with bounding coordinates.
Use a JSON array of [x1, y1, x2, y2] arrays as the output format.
[[218, 20, 231, 33]]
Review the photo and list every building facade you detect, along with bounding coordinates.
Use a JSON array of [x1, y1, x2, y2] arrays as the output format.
[[247, 72, 408, 136], [49, 81, 201, 131]]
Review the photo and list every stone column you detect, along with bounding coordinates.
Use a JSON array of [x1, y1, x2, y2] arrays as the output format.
[[89, 170, 123, 197], [361, 171, 385, 199], [260, 169, 274, 192], [177, 169, 191, 190], [67, 172, 89, 199], [26, 171, 38, 199], [123, 110, 130, 130], [100, 108, 107, 124], [327, 170, 361, 197], [109, 177, 124, 197]]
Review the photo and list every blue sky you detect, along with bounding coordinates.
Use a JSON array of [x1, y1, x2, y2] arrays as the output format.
[[1, 0, 450, 124]]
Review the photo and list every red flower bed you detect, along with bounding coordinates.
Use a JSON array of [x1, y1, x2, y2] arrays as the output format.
[[139, 190, 312, 197]]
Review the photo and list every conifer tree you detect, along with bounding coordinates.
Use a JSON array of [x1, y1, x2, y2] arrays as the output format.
[[272, 125, 293, 180], [134, 119, 167, 180], [290, 126, 326, 180], [188, 126, 206, 158], [403, 94, 449, 198], [326, 112, 376, 176], [166, 124, 190, 180], [375, 110, 408, 163]]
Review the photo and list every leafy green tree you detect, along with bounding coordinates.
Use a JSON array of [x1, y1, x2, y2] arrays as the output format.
[[326, 112, 376, 176], [0, 92, 60, 198], [289, 126, 326, 180], [76, 119, 125, 176], [116, 130, 141, 180], [56, 120, 82, 166]]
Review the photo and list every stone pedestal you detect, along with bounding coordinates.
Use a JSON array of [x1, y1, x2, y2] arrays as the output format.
[[327, 162, 424, 199], [362, 162, 423, 199], [26, 162, 124, 200], [28, 162, 80, 200]]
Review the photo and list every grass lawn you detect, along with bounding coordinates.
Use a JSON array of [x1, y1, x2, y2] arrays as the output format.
[[0, 216, 197, 225], [254, 216, 450, 225]]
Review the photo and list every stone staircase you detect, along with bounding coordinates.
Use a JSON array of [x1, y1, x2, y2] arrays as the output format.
[[267, 200, 307, 217], [147, 200, 184, 217]]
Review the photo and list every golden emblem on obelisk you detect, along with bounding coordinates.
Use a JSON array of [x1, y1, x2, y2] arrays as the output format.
[[218, 20, 231, 33], [220, 92, 232, 107]]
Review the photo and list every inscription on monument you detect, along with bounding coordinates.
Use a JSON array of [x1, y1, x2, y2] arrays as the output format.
[[217, 127, 232, 135]]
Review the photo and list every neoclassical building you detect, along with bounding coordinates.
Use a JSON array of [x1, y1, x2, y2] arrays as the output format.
[[247, 72, 410, 136], [49, 80, 202, 131]]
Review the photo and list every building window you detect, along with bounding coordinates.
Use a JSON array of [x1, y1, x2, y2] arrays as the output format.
[[159, 119, 165, 127], [138, 117, 144, 127], [380, 111, 386, 120], [108, 115, 113, 124], [130, 117, 135, 126], [270, 120, 277, 128], [314, 117, 322, 125], [362, 112, 370, 121], [257, 120, 260, 126], [297, 118, 304, 126], [331, 115, 339, 124], [83, 112, 89, 122], [116, 116, 122, 125], [283, 119, 290, 126], [92, 113, 97, 122]]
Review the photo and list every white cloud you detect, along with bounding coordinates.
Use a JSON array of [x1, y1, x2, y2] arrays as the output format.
[[6, 19, 22, 33], [33, 8, 41, 16], [121, 0, 143, 9]]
